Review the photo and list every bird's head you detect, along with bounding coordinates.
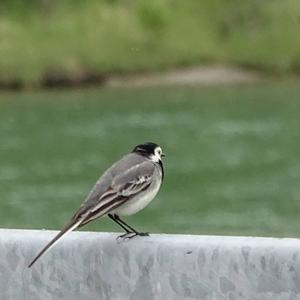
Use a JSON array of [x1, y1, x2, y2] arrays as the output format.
[[133, 142, 165, 162]]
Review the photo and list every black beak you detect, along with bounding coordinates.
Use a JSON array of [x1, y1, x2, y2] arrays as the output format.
[[161, 152, 166, 157]]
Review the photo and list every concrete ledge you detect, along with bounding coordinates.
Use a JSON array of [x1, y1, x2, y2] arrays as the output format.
[[1, 229, 300, 300]]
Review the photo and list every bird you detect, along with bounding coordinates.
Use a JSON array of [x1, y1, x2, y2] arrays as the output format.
[[28, 142, 165, 268]]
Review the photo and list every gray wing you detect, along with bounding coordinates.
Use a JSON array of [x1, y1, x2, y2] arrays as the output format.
[[73, 154, 156, 225]]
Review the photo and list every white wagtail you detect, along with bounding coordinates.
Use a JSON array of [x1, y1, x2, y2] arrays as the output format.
[[28, 142, 165, 268]]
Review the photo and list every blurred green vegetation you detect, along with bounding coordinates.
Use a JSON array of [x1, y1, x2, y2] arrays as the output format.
[[0, 0, 299, 86], [1, 82, 300, 237]]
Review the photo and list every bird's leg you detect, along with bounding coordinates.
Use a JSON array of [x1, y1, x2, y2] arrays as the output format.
[[114, 214, 138, 233], [114, 214, 149, 239], [108, 214, 132, 234], [108, 213, 136, 240]]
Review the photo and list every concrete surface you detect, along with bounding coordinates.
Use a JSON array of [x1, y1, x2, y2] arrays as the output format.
[[0, 229, 300, 300]]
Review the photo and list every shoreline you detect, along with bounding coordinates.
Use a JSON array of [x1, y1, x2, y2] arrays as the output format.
[[0, 65, 269, 91]]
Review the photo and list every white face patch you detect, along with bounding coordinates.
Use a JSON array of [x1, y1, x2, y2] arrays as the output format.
[[150, 146, 163, 162]]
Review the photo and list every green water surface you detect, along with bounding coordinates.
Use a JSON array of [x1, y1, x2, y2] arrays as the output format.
[[1, 83, 300, 237]]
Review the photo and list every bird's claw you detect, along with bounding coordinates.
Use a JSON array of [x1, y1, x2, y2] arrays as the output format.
[[116, 232, 149, 241], [137, 232, 149, 237]]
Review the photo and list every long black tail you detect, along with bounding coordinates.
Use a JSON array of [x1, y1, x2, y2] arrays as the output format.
[[28, 218, 83, 268]]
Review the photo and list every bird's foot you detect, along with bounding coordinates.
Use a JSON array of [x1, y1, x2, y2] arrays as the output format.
[[136, 232, 149, 237], [117, 231, 149, 241]]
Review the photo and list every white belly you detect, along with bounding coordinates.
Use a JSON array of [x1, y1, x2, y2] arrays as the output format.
[[112, 180, 161, 216]]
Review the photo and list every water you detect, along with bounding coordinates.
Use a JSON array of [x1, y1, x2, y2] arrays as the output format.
[[1, 83, 300, 237]]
